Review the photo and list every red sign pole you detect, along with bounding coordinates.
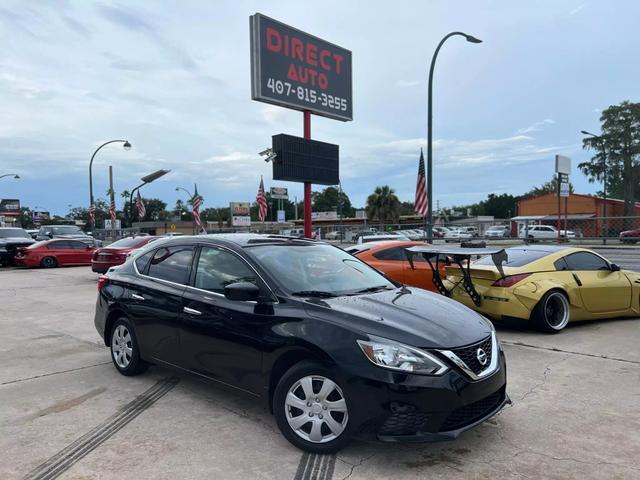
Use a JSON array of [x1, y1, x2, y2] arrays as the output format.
[[303, 110, 312, 238]]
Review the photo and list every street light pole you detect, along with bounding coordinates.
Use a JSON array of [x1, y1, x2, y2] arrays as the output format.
[[427, 32, 482, 243], [128, 169, 170, 229], [175, 187, 195, 234], [0, 173, 20, 180], [581, 130, 607, 244], [89, 140, 131, 228]]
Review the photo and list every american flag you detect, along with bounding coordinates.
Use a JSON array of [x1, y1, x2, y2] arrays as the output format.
[[109, 195, 116, 225], [135, 191, 146, 220], [88, 203, 96, 224], [192, 184, 203, 228], [414, 149, 429, 217], [256, 176, 268, 222]]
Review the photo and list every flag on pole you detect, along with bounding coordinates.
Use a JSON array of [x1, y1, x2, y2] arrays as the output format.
[[135, 191, 146, 220], [192, 184, 203, 229], [256, 176, 268, 222], [109, 195, 116, 225], [414, 148, 429, 217], [88, 204, 96, 224]]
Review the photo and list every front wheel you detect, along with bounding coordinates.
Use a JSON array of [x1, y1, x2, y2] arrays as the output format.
[[532, 290, 570, 333], [110, 317, 148, 376], [273, 361, 352, 453]]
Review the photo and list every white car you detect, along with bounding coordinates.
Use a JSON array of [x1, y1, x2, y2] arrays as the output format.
[[485, 225, 510, 238], [356, 234, 409, 244], [444, 228, 473, 243], [519, 225, 576, 240]]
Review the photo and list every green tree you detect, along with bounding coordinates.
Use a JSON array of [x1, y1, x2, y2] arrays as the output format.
[[521, 174, 574, 199], [312, 187, 355, 217], [579, 101, 640, 222], [366, 185, 401, 224], [476, 193, 517, 218], [399, 201, 416, 216]]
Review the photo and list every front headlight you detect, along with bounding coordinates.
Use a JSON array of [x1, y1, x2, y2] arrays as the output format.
[[357, 336, 449, 375]]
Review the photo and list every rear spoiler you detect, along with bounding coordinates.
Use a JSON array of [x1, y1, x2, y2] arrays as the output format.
[[405, 246, 508, 306]]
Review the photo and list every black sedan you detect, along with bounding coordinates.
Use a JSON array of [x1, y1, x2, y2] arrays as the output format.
[[94, 234, 509, 453]]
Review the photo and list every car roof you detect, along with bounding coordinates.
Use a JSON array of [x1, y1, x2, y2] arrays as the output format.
[[151, 233, 319, 248]]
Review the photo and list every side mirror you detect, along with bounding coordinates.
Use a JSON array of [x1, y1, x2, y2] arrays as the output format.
[[610, 263, 621, 272], [224, 282, 260, 302]]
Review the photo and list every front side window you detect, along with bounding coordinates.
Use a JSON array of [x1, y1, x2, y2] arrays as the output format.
[[147, 246, 194, 284], [194, 247, 257, 294], [563, 252, 609, 271], [248, 243, 394, 296]]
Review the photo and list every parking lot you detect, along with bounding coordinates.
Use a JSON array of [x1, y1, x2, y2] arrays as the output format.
[[1, 263, 639, 480]]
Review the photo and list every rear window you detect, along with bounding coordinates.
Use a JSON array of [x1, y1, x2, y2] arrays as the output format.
[[0, 228, 29, 238], [108, 237, 145, 248], [474, 248, 549, 267]]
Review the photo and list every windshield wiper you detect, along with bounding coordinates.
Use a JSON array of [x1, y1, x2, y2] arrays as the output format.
[[349, 285, 394, 295], [291, 290, 337, 298]]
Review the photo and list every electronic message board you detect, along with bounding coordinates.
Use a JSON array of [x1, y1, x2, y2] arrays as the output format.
[[272, 134, 339, 185], [250, 13, 352, 121]]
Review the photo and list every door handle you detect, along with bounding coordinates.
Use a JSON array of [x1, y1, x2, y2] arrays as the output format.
[[183, 307, 202, 316], [131, 293, 145, 301]]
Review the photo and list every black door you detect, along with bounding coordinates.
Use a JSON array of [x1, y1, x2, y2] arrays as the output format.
[[180, 245, 272, 395], [126, 245, 194, 366]]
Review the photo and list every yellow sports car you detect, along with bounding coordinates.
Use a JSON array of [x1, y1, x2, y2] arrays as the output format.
[[406, 245, 640, 333]]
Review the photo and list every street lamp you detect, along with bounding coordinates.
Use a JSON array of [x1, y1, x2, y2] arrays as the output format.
[[426, 32, 482, 242], [89, 140, 131, 228], [0, 173, 20, 180], [128, 169, 170, 228], [581, 130, 608, 243]]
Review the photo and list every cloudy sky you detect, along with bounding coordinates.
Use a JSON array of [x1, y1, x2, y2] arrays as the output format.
[[1, 1, 638, 215]]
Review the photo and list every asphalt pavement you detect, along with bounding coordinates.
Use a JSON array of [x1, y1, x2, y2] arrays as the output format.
[[1, 266, 639, 480]]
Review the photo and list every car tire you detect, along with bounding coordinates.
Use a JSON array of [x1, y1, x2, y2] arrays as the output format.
[[40, 256, 58, 268], [531, 290, 570, 333], [109, 317, 148, 376], [273, 360, 353, 453]]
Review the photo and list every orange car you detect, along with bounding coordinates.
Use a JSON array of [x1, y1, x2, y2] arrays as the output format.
[[346, 240, 446, 292]]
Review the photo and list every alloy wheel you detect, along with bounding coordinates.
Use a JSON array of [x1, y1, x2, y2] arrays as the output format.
[[544, 292, 570, 330], [111, 324, 133, 369], [284, 375, 348, 443]]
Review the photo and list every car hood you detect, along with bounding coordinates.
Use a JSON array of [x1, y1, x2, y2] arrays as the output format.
[[303, 287, 491, 349], [0, 237, 35, 245]]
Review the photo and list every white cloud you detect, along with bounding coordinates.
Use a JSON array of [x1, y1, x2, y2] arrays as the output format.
[[514, 118, 556, 135], [568, 3, 586, 16]]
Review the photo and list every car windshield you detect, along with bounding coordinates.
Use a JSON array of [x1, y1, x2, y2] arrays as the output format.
[[474, 248, 550, 267], [108, 237, 145, 248], [0, 228, 29, 238], [248, 243, 395, 296], [49, 226, 83, 235]]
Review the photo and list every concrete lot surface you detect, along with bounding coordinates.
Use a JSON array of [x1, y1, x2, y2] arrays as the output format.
[[1, 266, 639, 480]]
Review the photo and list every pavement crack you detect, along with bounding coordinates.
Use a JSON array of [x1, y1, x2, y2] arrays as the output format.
[[0, 362, 111, 386], [336, 452, 377, 480], [502, 340, 640, 365], [514, 449, 640, 472], [519, 356, 567, 402]]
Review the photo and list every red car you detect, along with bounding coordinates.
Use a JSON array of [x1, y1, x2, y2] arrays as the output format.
[[620, 228, 640, 243], [15, 239, 96, 268], [91, 236, 159, 273]]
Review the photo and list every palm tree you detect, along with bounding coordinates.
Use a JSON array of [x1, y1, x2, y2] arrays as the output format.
[[366, 185, 401, 226]]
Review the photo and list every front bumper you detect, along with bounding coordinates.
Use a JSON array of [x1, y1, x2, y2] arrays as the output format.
[[346, 350, 509, 442]]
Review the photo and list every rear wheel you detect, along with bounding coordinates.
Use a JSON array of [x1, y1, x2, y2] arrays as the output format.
[[273, 361, 352, 453], [110, 317, 148, 376], [40, 256, 57, 268], [532, 290, 570, 333]]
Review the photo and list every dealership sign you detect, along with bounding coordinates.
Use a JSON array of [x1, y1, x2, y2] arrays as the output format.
[[250, 13, 352, 121], [0, 199, 21, 216], [270, 186, 288, 199], [230, 202, 251, 227]]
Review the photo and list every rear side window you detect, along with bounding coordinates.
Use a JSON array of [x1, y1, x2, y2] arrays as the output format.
[[372, 247, 405, 261], [554, 258, 569, 271], [68, 241, 88, 249], [563, 252, 609, 271], [48, 241, 70, 249], [147, 246, 194, 284], [194, 247, 256, 294], [135, 250, 154, 273]]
